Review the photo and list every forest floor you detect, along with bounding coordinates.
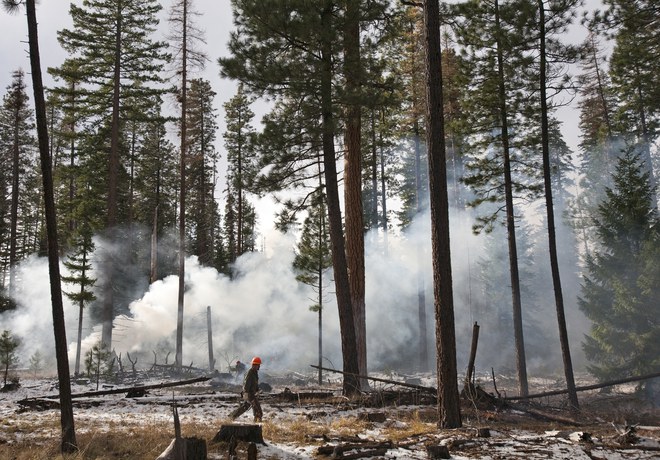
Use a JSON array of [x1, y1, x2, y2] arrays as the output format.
[[0, 370, 658, 459]]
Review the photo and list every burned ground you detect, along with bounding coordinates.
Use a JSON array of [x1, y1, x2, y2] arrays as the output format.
[[0, 371, 658, 459]]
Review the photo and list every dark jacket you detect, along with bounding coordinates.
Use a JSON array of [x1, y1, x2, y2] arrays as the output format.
[[243, 367, 259, 398]]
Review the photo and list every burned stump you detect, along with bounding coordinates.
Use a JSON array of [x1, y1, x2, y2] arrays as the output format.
[[156, 437, 207, 460], [213, 424, 265, 445], [426, 444, 450, 459]]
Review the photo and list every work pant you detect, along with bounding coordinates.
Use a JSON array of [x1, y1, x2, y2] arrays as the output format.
[[244, 393, 263, 421]]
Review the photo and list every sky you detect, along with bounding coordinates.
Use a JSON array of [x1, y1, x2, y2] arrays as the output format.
[[0, 1, 599, 377]]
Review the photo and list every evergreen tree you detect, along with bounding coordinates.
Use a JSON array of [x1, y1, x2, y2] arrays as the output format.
[[568, 33, 618, 264], [293, 184, 332, 385], [219, 0, 363, 394], [597, 0, 659, 199], [0, 329, 19, 386], [0, 70, 36, 304], [424, 0, 462, 428], [579, 149, 659, 383], [187, 78, 220, 267], [453, 0, 540, 396], [3, 0, 78, 452], [61, 225, 96, 377], [54, 0, 170, 350], [535, 0, 581, 408], [223, 83, 257, 263]]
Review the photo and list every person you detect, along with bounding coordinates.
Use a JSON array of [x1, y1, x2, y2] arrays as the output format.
[[229, 356, 263, 422], [235, 359, 246, 375], [242, 356, 263, 422]]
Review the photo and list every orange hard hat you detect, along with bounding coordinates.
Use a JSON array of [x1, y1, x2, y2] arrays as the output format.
[[251, 356, 262, 365]]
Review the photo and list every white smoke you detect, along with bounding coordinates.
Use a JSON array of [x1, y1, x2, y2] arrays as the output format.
[[0, 206, 591, 379]]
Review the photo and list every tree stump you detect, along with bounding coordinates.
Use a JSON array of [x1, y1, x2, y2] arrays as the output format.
[[156, 437, 207, 460], [213, 424, 265, 445], [426, 444, 450, 459]]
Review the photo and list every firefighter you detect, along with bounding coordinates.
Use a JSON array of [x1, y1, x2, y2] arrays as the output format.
[[230, 356, 263, 422], [234, 360, 247, 380], [243, 356, 263, 422]]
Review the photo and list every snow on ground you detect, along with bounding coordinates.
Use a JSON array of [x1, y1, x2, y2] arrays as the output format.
[[1, 372, 659, 459]]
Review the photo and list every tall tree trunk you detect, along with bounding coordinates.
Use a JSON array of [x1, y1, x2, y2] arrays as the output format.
[[25, 0, 78, 452], [494, 0, 528, 396], [176, 0, 189, 370], [101, 0, 124, 349], [343, 0, 367, 389], [423, 0, 461, 428], [9, 82, 20, 298], [378, 110, 388, 254], [321, 2, 360, 396], [414, 116, 428, 372], [318, 163, 325, 386], [538, 0, 579, 410]]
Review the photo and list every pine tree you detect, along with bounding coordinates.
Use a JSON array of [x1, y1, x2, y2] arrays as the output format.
[[0, 70, 36, 304], [187, 78, 220, 267], [3, 0, 78, 452], [579, 149, 659, 383], [219, 0, 363, 394], [424, 0, 462, 428], [599, 0, 659, 200], [293, 184, 332, 385], [54, 0, 170, 350], [61, 226, 96, 377], [453, 0, 540, 396], [0, 329, 19, 386], [223, 84, 257, 263]]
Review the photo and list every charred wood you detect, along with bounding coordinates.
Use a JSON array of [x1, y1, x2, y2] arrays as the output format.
[[212, 424, 265, 445], [311, 365, 437, 394], [504, 371, 660, 401], [18, 376, 209, 405]]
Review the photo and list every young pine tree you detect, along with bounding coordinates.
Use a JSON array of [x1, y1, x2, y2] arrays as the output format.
[[293, 185, 332, 385], [0, 330, 20, 386], [579, 149, 660, 384]]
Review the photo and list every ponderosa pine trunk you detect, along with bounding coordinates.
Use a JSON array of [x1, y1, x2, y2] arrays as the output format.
[[538, 0, 579, 410], [494, 0, 528, 396], [25, 0, 78, 452], [321, 2, 360, 396], [423, 0, 461, 428], [343, 0, 367, 389]]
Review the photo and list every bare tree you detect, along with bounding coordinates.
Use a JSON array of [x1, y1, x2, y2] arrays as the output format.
[[168, 0, 206, 369]]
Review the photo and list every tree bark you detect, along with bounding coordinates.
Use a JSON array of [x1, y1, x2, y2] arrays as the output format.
[[538, 0, 579, 410], [320, 2, 360, 396], [176, 0, 189, 371], [494, 0, 528, 397], [25, 0, 78, 452], [423, 0, 462, 428], [343, 0, 367, 390]]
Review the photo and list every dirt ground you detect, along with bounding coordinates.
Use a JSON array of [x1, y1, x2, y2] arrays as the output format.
[[1, 372, 658, 459]]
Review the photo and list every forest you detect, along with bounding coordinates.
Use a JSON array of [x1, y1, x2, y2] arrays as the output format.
[[0, 0, 658, 451]]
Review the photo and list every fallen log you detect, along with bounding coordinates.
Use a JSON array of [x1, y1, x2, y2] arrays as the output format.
[[311, 365, 437, 394], [508, 403, 583, 425], [504, 371, 660, 401], [18, 376, 210, 405], [317, 441, 392, 459]]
